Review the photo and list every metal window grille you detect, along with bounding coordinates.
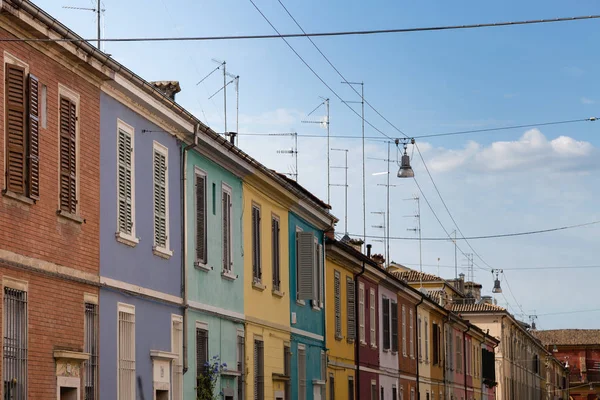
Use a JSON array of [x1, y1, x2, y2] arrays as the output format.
[[84, 303, 98, 400], [118, 310, 135, 400], [172, 319, 183, 400], [254, 340, 264, 400], [3, 287, 27, 400]]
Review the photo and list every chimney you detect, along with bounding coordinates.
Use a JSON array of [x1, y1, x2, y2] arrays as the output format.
[[228, 132, 237, 145], [371, 254, 385, 269], [150, 81, 181, 101], [347, 238, 364, 253], [480, 295, 493, 305], [366, 244, 372, 258], [324, 230, 335, 240], [458, 273, 465, 293]]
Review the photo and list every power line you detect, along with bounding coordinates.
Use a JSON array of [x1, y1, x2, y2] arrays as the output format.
[[537, 308, 600, 317], [13, 14, 600, 43], [402, 262, 600, 271], [348, 219, 600, 241], [502, 272, 526, 315]]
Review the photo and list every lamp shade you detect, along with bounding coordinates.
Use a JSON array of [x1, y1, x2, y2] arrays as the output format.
[[397, 153, 414, 178]]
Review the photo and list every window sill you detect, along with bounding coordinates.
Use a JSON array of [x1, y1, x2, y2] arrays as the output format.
[[335, 335, 343, 341], [57, 210, 84, 224], [296, 299, 305, 307], [392, 351, 398, 355], [3, 190, 34, 205], [115, 232, 139, 247], [252, 281, 266, 291], [346, 338, 355, 344], [272, 289, 284, 298], [152, 246, 173, 259], [194, 262, 212, 272], [383, 348, 389, 353], [371, 345, 378, 350], [359, 340, 367, 346], [221, 271, 238, 281]]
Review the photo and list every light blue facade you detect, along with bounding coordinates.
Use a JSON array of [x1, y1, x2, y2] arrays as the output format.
[[99, 92, 183, 399], [183, 148, 244, 398], [288, 212, 326, 400]]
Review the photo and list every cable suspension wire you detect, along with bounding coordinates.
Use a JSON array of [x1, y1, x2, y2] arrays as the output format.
[[502, 272, 526, 315], [11, 14, 600, 43]]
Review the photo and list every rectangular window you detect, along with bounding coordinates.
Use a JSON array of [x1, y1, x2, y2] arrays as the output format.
[[284, 345, 291, 400], [222, 184, 233, 272], [195, 169, 207, 264], [252, 205, 261, 281], [153, 142, 170, 252], [418, 314, 422, 361], [358, 282, 365, 344], [59, 95, 77, 213], [402, 305, 407, 356], [321, 351, 327, 399], [316, 243, 324, 307], [346, 278, 355, 341], [391, 302, 398, 352], [456, 335, 462, 372], [348, 377, 354, 400], [3, 286, 28, 400], [238, 334, 245, 400], [272, 216, 281, 291], [118, 304, 135, 400], [171, 316, 183, 400], [296, 231, 315, 300], [382, 297, 390, 350], [409, 309, 414, 358], [254, 339, 264, 400], [432, 322, 439, 365], [381, 386, 384, 400], [329, 374, 335, 400], [5, 62, 40, 200], [369, 288, 376, 347], [334, 270, 342, 339], [298, 345, 306, 400], [196, 327, 208, 396], [392, 386, 397, 400], [410, 388, 415, 400], [84, 302, 98, 400], [117, 121, 135, 238], [425, 318, 429, 363], [370, 381, 377, 400]]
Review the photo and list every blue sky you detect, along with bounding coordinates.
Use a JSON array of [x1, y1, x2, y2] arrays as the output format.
[[36, 0, 600, 328]]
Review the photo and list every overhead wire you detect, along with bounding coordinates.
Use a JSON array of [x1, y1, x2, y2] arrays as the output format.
[[502, 272, 526, 316], [401, 263, 600, 271], [9, 14, 600, 43]]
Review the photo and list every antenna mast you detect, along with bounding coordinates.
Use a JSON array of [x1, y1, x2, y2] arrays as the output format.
[[63, 2, 105, 50], [302, 97, 330, 202], [277, 132, 298, 182], [331, 148, 349, 234], [405, 195, 422, 287]]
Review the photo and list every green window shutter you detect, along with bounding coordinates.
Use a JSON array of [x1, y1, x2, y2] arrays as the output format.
[[153, 149, 167, 247], [117, 129, 133, 234], [296, 232, 315, 300], [27, 74, 40, 199]]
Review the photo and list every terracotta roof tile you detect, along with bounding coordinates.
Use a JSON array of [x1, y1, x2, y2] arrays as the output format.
[[392, 270, 443, 283], [452, 302, 506, 313], [532, 329, 600, 346]]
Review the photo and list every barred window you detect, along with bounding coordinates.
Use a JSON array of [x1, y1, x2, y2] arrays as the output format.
[[84, 303, 98, 400], [3, 287, 27, 400]]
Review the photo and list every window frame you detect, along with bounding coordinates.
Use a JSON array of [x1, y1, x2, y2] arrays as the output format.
[[152, 141, 172, 257], [57, 84, 81, 217], [358, 282, 366, 344], [369, 288, 376, 348], [171, 315, 183, 400], [409, 309, 414, 358], [117, 302, 135, 400], [401, 304, 407, 357], [251, 203, 262, 283], [115, 119, 138, 245]]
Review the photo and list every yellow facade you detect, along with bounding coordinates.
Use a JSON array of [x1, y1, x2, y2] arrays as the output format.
[[417, 303, 432, 399], [325, 255, 356, 400], [243, 182, 292, 400]]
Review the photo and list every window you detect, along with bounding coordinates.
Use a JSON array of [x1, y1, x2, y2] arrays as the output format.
[[252, 204, 262, 281], [118, 304, 135, 400], [425, 318, 429, 363], [371, 380, 377, 400], [254, 339, 264, 400], [334, 271, 342, 339], [316, 242, 324, 307], [153, 142, 171, 255], [4, 60, 40, 200], [392, 386, 397, 400], [272, 216, 281, 291], [348, 377, 354, 400], [369, 288, 376, 347], [238, 334, 245, 400], [117, 121, 136, 239], [59, 95, 78, 214], [382, 297, 390, 350], [196, 327, 208, 397], [222, 184, 233, 272], [296, 231, 316, 301], [329, 374, 335, 400], [409, 309, 414, 358], [432, 322, 439, 365], [3, 285, 27, 400], [391, 302, 398, 352], [401, 305, 407, 356], [381, 386, 385, 400], [321, 351, 327, 399], [195, 168, 207, 264], [298, 345, 306, 400], [456, 335, 462, 372], [346, 278, 355, 341], [358, 282, 365, 344], [417, 314, 422, 361], [84, 302, 98, 400], [171, 316, 183, 400], [284, 345, 291, 400], [410, 388, 415, 400], [400, 387, 404, 400]]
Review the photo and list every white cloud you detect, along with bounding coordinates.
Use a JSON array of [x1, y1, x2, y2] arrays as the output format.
[[423, 129, 596, 174], [581, 97, 595, 105]]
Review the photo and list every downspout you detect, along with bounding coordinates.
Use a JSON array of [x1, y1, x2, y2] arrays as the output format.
[[181, 127, 199, 374], [463, 325, 471, 400], [355, 244, 370, 398], [415, 295, 424, 398]]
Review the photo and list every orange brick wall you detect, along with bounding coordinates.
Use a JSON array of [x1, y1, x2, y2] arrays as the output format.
[[0, 26, 100, 276]]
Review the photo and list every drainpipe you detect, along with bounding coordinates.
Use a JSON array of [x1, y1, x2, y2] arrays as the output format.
[[355, 244, 370, 398], [463, 325, 471, 400], [181, 126, 199, 374], [415, 295, 424, 398]]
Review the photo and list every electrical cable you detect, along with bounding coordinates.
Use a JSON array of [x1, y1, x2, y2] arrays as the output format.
[[537, 308, 600, 316], [11, 14, 600, 43], [401, 263, 600, 271], [502, 272, 526, 316]]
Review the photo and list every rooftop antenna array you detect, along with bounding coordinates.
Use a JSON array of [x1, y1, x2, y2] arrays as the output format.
[[404, 195, 422, 288], [276, 132, 298, 182], [63, 1, 105, 51], [330, 148, 349, 234], [302, 97, 330, 203]]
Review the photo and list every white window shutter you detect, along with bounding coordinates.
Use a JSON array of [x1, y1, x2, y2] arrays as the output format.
[[296, 232, 315, 300]]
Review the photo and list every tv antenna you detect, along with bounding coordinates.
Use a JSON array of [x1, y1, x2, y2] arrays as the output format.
[[63, 1, 105, 50], [276, 132, 298, 182], [330, 148, 349, 234], [404, 195, 422, 286], [302, 97, 330, 203], [206, 59, 239, 142]]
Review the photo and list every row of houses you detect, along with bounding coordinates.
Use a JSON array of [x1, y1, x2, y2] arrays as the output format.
[[0, 1, 568, 399]]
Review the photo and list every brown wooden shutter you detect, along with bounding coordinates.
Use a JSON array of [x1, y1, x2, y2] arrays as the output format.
[[5, 64, 26, 194], [383, 298, 390, 350], [391, 302, 398, 352], [195, 175, 206, 263], [346, 278, 356, 340], [59, 97, 77, 213], [27, 74, 39, 199]]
